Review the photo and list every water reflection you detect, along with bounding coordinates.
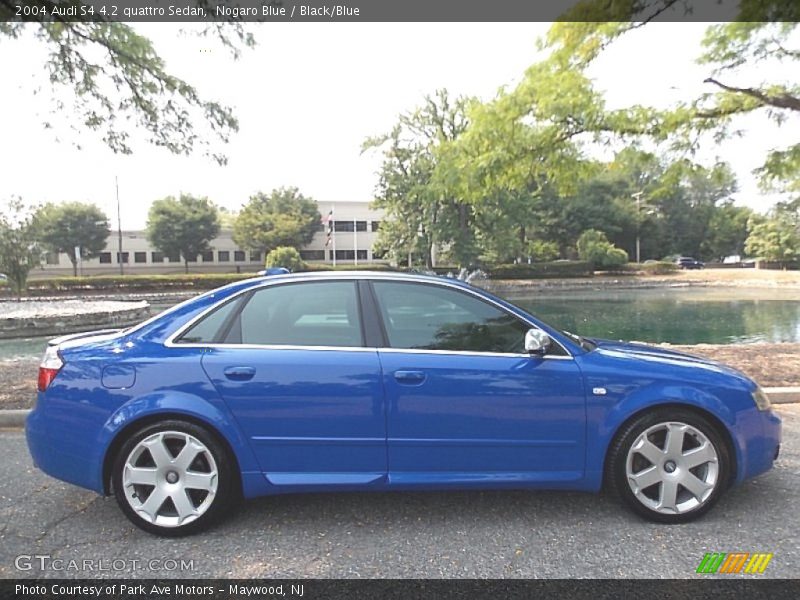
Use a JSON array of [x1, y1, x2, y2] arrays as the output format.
[[512, 287, 800, 345]]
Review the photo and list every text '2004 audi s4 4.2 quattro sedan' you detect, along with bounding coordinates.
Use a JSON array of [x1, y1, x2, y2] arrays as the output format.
[[27, 272, 782, 535]]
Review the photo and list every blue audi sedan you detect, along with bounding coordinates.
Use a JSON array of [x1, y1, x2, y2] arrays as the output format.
[[27, 272, 781, 535]]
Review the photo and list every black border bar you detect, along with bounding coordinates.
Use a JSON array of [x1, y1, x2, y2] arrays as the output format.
[[0, 0, 785, 23], [3, 579, 800, 600]]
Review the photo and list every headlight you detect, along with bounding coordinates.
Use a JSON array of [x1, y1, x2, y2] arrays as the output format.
[[752, 387, 771, 411]]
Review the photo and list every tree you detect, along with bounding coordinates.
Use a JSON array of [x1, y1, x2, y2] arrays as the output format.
[[265, 246, 305, 272], [0, 13, 254, 164], [745, 214, 800, 264], [35, 202, 109, 276], [146, 194, 220, 273], [577, 229, 629, 269], [0, 198, 42, 298], [233, 188, 321, 256], [363, 90, 473, 268]]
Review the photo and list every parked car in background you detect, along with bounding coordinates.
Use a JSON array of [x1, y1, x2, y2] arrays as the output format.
[[676, 257, 705, 270], [27, 272, 780, 535]]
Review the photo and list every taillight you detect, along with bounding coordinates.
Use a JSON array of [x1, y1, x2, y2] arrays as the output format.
[[38, 345, 64, 392]]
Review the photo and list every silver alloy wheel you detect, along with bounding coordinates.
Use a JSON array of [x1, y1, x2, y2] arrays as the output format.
[[122, 431, 218, 527], [625, 421, 719, 515]]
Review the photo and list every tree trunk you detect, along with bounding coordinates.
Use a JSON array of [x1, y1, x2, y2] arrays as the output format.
[[184, 259, 189, 274], [71, 258, 78, 277]]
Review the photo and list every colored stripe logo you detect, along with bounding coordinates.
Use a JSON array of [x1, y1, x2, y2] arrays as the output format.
[[697, 552, 773, 574]]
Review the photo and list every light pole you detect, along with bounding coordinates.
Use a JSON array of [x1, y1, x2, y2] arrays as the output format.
[[632, 191, 644, 264]]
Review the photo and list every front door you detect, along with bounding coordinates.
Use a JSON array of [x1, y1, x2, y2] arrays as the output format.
[[196, 280, 386, 487], [370, 281, 586, 485]]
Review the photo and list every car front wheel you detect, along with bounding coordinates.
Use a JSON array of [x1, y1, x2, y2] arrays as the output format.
[[607, 408, 731, 523], [112, 420, 236, 536]]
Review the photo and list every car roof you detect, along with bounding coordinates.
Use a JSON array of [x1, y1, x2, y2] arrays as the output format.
[[248, 270, 474, 288]]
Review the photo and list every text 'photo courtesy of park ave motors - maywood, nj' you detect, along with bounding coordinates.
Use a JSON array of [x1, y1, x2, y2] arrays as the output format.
[[1, 0, 800, 597]]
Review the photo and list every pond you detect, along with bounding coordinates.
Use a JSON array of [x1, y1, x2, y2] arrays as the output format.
[[511, 286, 800, 345], [0, 286, 798, 361]]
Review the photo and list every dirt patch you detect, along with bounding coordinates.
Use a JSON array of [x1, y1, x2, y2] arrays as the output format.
[[668, 343, 800, 388], [0, 359, 38, 410]]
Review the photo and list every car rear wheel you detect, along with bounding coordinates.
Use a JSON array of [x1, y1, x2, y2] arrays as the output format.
[[112, 420, 236, 536], [607, 408, 731, 523]]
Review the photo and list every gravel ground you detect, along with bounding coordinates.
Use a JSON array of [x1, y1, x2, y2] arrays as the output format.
[[1, 343, 797, 410], [0, 404, 797, 579], [1, 300, 148, 319]]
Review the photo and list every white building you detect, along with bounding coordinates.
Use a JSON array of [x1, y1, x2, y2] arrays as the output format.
[[32, 201, 385, 277]]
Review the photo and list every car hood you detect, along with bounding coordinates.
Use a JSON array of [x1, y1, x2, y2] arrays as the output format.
[[587, 338, 755, 387]]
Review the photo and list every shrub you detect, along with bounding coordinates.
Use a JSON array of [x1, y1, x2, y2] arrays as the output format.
[[527, 240, 560, 263], [640, 261, 680, 275], [577, 229, 629, 268], [487, 261, 593, 279], [265, 246, 305, 272]]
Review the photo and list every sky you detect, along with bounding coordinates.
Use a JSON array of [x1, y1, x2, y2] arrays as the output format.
[[1, 22, 797, 229]]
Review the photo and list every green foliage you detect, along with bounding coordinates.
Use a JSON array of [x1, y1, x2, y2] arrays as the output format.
[[0, 199, 43, 298], [487, 261, 593, 280], [233, 188, 320, 256], [265, 246, 305, 272], [364, 90, 474, 268], [745, 215, 800, 263], [640, 261, 680, 275], [0, 17, 253, 164], [146, 194, 221, 273], [34, 202, 110, 276], [577, 229, 629, 268], [527, 240, 560, 263]]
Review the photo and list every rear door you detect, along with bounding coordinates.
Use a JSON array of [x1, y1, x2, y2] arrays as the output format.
[[179, 280, 387, 487]]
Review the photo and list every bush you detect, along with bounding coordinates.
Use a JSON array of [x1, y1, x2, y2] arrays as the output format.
[[265, 246, 305, 272], [487, 261, 593, 279], [527, 240, 560, 263], [7, 273, 254, 295], [640, 261, 680, 275], [577, 229, 629, 268]]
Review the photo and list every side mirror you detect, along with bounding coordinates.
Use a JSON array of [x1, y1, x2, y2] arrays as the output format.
[[525, 329, 551, 355]]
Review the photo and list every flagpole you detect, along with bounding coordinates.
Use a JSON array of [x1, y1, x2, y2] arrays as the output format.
[[332, 204, 336, 267]]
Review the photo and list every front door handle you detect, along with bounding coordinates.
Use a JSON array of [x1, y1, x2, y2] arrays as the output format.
[[393, 370, 426, 385], [223, 366, 256, 381]]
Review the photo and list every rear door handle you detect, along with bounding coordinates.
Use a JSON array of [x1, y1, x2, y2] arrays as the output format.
[[223, 366, 256, 381], [393, 370, 426, 385]]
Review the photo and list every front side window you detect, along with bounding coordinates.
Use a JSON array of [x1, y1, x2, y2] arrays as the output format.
[[372, 282, 530, 354]]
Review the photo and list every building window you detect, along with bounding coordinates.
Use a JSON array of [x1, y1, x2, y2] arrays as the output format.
[[335, 250, 355, 260], [44, 251, 60, 265], [116, 252, 129, 264], [250, 251, 262, 263], [300, 250, 325, 261], [99, 252, 112, 264], [187, 254, 198, 263], [357, 250, 368, 260], [356, 221, 367, 232], [218, 251, 230, 263], [371, 221, 381, 232], [334, 221, 355, 232], [234, 250, 246, 262], [202, 251, 214, 262], [151, 252, 164, 263], [372, 248, 386, 259], [134, 252, 147, 264], [167, 253, 180, 263]]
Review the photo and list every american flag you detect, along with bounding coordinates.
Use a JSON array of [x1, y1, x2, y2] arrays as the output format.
[[322, 210, 334, 247]]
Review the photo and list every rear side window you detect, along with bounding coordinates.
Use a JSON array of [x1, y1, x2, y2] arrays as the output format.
[[175, 296, 244, 344], [233, 281, 363, 347], [372, 281, 529, 354]]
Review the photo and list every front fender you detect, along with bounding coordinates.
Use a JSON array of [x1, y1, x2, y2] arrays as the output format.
[[96, 390, 261, 492], [584, 380, 745, 490]]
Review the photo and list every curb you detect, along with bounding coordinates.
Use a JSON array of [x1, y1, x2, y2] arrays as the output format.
[[0, 388, 798, 430], [0, 409, 30, 428], [765, 387, 800, 405]]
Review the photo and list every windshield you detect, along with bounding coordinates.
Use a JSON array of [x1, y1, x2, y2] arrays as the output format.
[[562, 330, 597, 352]]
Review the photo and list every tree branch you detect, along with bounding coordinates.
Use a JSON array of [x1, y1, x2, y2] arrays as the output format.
[[704, 77, 800, 112]]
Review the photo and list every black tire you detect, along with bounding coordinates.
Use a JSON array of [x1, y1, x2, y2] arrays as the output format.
[[606, 408, 731, 524], [112, 419, 237, 536]]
